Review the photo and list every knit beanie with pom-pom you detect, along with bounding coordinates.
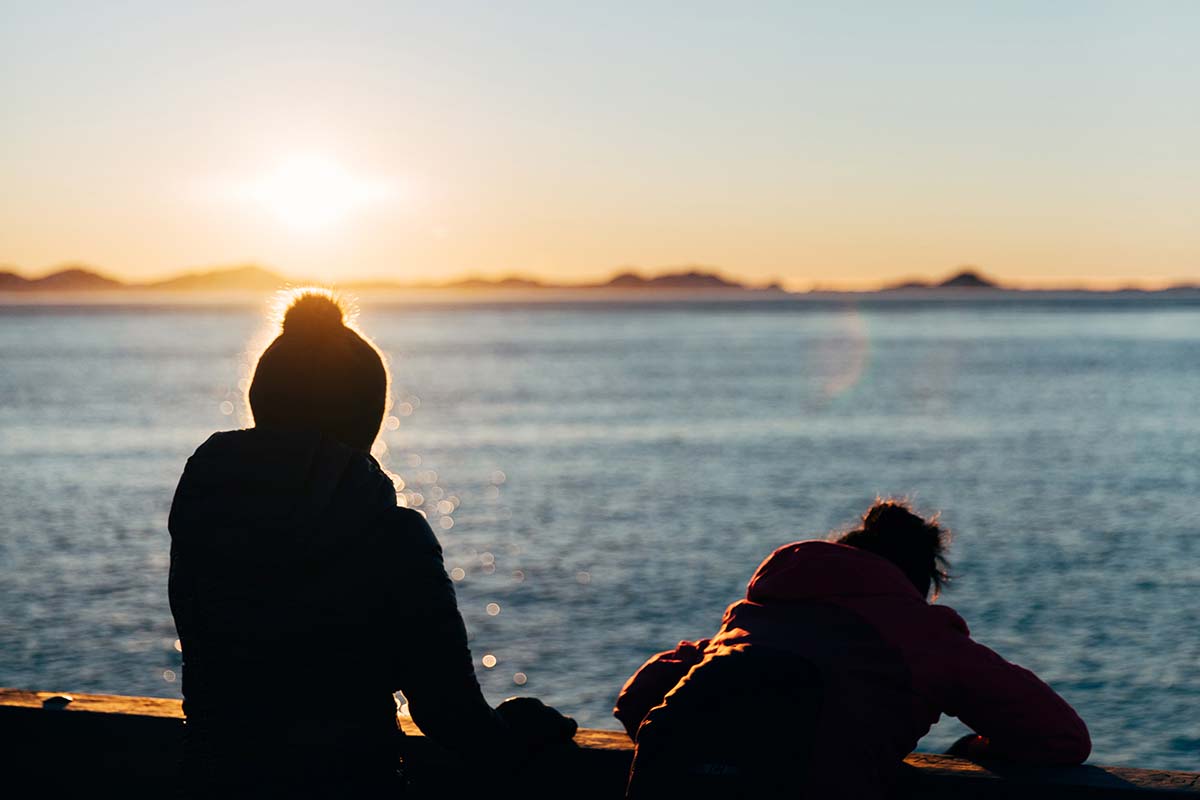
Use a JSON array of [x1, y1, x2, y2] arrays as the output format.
[[248, 292, 387, 451]]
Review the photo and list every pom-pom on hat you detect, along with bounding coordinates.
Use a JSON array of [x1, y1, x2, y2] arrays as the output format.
[[248, 290, 387, 451], [281, 291, 346, 335]]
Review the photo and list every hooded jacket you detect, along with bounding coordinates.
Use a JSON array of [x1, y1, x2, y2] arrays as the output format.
[[614, 541, 1090, 799], [168, 428, 509, 792]]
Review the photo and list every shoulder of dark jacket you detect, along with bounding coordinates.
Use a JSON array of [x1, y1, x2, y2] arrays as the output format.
[[374, 505, 444, 558], [926, 603, 970, 636]]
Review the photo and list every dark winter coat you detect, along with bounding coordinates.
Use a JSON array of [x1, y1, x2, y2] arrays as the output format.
[[168, 428, 508, 795], [615, 541, 1090, 799]]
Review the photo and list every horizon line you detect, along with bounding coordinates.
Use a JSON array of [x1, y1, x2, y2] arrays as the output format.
[[2, 260, 1198, 294]]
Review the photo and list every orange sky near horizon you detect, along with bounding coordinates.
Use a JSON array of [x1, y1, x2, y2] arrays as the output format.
[[2, 4, 1198, 292]]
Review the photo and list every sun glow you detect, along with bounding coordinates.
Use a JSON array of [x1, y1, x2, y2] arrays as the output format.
[[238, 154, 397, 232]]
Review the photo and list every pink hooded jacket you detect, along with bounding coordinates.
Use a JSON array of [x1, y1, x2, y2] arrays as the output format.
[[615, 541, 1090, 797]]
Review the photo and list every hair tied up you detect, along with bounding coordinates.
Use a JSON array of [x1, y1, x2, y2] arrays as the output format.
[[281, 291, 346, 338], [863, 502, 933, 539], [837, 498, 951, 599]]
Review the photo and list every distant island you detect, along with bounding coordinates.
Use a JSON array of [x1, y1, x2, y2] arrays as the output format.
[[883, 269, 998, 290], [1, 263, 1195, 297]]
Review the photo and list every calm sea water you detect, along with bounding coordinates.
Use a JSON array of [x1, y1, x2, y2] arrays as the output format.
[[1, 295, 1198, 769]]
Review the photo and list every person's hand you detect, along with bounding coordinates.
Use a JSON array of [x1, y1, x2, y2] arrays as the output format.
[[946, 733, 991, 760], [495, 696, 578, 749]]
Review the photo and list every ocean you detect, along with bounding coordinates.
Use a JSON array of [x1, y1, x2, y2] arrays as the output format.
[[1, 294, 1198, 769]]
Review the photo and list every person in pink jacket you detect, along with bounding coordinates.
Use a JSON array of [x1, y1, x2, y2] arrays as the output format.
[[614, 500, 1090, 799]]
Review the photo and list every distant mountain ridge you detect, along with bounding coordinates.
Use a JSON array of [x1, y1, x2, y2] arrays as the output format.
[[143, 265, 286, 292], [0, 266, 125, 292], [2, 264, 1195, 296], [0, 264, 783, 294], [600, 270, 744, 290]]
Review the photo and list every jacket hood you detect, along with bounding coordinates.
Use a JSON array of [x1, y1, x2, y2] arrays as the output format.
[[168, 427, 397, 563], [746, 540, 924, 605]]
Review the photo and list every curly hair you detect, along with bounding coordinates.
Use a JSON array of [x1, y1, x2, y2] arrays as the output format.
[[835, 499, 951, 598]]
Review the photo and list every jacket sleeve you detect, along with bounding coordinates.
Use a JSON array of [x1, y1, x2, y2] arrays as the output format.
[[166, 475, 196, 645], [613, 639, 709, 739], [929, 607, 1090, 764], [384, 509, 514, 758]]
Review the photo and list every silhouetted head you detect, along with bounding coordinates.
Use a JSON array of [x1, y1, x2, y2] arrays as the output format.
[[248, 291, 387, 451], [836, 500, 950, 598]]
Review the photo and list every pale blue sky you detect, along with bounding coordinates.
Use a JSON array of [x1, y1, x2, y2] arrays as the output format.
[[2, 2, 1197, 287]]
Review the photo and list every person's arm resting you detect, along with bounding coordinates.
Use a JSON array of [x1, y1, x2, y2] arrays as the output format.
[[386, 508, 575, 765], [388, 509, 513, 756], [937, 622, 1090, 764], [613, 639, 709, 739]]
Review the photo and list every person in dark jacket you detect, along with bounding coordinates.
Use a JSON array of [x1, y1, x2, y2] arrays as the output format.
[[169, 291, 575, 798], [614, 500, 1090, 799]]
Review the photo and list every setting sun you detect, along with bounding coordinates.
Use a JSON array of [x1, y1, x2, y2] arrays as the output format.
[[237, 154, 396, 233]]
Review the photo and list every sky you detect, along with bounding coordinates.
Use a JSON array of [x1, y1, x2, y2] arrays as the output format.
[[2, 1, 1198, 289]]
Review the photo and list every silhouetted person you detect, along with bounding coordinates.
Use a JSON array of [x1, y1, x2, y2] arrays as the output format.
[[169, 291, 575, 798], [614, 500, 1090, 799]]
